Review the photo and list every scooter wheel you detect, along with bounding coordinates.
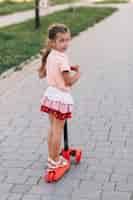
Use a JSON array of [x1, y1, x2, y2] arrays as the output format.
[[75, 150, 82, 164]]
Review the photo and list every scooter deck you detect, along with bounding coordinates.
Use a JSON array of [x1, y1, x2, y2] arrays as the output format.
[[45, 162, 70, 182]]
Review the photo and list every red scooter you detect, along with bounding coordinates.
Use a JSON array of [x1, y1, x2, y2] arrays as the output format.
[[44, 120, 82, 183]]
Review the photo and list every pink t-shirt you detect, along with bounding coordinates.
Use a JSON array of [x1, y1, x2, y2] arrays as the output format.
[[46, 49, 71, 92]]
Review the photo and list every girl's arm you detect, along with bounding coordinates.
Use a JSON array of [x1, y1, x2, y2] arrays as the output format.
[[62, 65, 80, 86]]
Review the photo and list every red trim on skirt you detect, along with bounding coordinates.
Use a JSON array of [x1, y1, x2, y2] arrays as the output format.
[[40, 105, 72, 120]]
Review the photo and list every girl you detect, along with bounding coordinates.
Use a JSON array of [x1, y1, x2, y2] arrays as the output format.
[[38, 23, 80, 171]]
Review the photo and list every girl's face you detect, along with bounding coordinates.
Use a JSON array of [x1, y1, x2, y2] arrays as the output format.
[[53, 32, 71, 52]]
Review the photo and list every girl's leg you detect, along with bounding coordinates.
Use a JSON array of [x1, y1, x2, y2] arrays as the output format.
[[47, 113, 54, 158], [51, 116, 65, 162]]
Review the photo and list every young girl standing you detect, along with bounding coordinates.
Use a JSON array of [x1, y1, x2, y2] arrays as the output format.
[[38, 24, 80, 171]]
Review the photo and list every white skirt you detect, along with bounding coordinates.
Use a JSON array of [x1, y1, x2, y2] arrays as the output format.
[[40, 86, 74, 120]]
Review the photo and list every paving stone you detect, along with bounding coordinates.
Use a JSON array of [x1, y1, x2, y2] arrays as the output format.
[[22, 194, 41, 200], [11, 184, 32, 194], [7, 193, 22, 200], [101, 192, 131, 200]]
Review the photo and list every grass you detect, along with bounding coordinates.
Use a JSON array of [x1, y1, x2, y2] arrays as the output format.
[[95, 0, 129, 3], [0, 6, 117, 74], [0, 0, 34, 16]]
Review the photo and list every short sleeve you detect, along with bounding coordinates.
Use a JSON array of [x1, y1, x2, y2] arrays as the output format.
[[58, 55, 70, 72]]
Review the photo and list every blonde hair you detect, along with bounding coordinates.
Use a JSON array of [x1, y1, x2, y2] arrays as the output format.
[[38, 23, 70, 79]]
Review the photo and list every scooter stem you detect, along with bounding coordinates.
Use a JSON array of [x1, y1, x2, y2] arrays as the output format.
[[64, 120, 69, 151]]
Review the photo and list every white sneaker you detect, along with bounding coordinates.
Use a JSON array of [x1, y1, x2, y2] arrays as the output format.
[[47, 156, 68, 170]]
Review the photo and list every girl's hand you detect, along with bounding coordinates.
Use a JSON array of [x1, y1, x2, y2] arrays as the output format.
[[70, 65, 80, 72]]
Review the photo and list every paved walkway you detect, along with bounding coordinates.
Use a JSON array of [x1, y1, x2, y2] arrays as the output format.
[[0, 3, 133, 200]]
